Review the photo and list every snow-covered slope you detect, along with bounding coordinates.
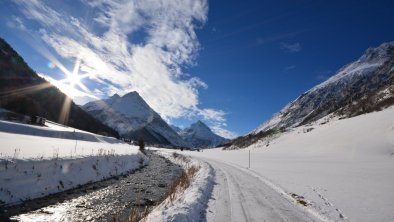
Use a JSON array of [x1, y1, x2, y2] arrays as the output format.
[[0, 120, 121, 144], [254, 42, 394, 133], [82, 92, 186, 147], [82, 92, 157, 132], [179, 121, 228, 148], [185, 106, 394, 222]]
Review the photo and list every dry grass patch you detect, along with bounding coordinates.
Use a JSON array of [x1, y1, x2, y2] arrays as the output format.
[[167, 165, 199, 203], [124, 206, 150, 222]]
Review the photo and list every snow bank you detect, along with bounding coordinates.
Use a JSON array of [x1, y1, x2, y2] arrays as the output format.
[[0, 152, 146, 205], [184, 106, 394, 222], [0, 123, 148, 205], [145, 150, 214, 222]]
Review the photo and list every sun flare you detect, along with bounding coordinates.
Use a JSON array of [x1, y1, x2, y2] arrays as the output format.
[[41, 58, 95, 100], [61, 59, 88, 93]]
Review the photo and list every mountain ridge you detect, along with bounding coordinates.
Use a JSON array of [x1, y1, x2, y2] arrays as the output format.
[[254, 41, 394, 133], [83, 93, 229, 148], [228, 41, 394, 148], [82, 92, 186, 147]]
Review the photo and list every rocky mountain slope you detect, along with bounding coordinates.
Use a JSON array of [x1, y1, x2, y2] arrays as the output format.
[[0, 37, 119, 138], [228, 42, 394, 148], [82, 92, 186, 147], [179, 121, 228, 148]]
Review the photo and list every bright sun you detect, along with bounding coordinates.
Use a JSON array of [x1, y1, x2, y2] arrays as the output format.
[[48, 58, 92, 99]]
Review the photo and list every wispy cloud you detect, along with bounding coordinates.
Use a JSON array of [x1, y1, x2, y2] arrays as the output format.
[[211, 124, 237, 139], [284, 65, 296, 71], [198, 108, 226, 122], [6, 16, 27, 30], [9, 0, 235, 135], [195, 109, 237, 139], [281, 42, 302, 53], [256, 31, 302, 46]]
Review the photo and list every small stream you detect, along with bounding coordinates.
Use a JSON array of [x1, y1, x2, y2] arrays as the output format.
[[0, 151, 183, 221]]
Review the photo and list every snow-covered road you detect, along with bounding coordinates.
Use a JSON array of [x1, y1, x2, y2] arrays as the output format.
[[202, 157, 318, 222]]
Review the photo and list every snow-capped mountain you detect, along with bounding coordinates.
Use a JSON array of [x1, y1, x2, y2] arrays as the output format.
[[228, 42, 394, 148], [82, 92, 186, 147], [254, 41, 394, 133], [179, 120, 229, 148], [83, 92, 230, 148]]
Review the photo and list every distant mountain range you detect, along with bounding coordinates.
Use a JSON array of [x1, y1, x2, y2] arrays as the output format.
[[228, 41, 394, 148], [82, 92, 186, 147], [0, 37, 119, 138], [82, 92, 228, 148]]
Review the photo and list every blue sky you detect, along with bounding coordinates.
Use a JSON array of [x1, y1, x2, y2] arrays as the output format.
[[1, 0, 394, 138]]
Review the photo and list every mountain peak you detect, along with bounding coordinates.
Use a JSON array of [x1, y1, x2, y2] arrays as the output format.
[[360, 42, 394, 63], [192, 120, 209, 128], [121, 91, 147, 104], [108, 91, 156, 120], [110, 93, 120, 99], [83, 91, 157, 124], [180, 121, 228, 148], [124, 91, 140, 97], [82, 91, 186, 147]]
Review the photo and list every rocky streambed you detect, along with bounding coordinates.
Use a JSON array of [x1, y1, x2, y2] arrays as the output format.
[[0, 150, 183, 221]]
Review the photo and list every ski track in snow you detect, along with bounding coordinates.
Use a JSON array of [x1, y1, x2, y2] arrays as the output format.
[[202, 157, 319, 222]]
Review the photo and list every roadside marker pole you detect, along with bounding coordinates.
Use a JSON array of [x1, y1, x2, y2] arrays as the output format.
[[248, 150, 250, 169]]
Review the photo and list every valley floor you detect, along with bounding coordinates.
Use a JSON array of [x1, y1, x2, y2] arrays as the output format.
[[182, 106, 394, 222], [1, 106, 394, 222]]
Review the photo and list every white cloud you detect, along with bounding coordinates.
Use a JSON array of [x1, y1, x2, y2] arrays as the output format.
[[6, 16, 27, 30], [11, 0, 236, 135], [284, 65, 296, 71], [198, 108, 226, 122], [281, 42, 302, 53], [211, 124, 238, 139], [196, 109, 238, 139]]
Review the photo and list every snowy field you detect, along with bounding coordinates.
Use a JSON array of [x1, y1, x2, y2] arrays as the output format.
[[182, 106, 394, 222], [0, 121, 147, 205]]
